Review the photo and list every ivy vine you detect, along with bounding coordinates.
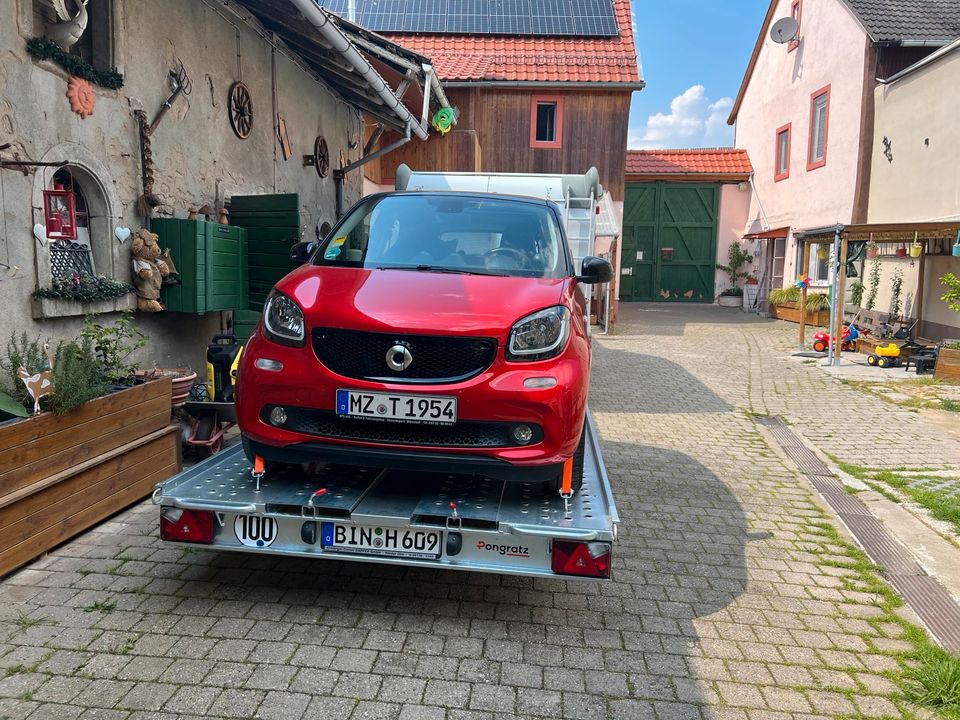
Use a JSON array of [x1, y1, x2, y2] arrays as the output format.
[[26, 37, 124, 90]]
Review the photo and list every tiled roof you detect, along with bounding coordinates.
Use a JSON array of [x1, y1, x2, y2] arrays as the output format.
[[625, 149, 754, 178], [843, 0, 960, 43], [381, 0, 641, 85]]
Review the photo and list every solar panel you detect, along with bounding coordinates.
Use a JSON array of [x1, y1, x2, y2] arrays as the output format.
[[314, 0, 619, 37]]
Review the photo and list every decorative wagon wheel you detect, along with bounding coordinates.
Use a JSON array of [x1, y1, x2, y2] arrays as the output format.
[[228, 81, 253, 139], [314, 136, 330, 178]]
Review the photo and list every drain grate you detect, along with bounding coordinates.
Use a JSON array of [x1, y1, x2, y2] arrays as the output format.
[[888, 575, 960, 651], [758, 414, 960, 652], [838, 514, 923, 575]]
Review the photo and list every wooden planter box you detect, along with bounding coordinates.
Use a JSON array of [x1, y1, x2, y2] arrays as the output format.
[[0, 379, 180, 577], [770, 302, 831, 327], [935, 346, 960, 381]]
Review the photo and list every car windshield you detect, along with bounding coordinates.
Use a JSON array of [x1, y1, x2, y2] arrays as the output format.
[[313, 194, 569, 278]]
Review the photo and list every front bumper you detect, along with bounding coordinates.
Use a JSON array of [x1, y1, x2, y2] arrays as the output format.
[[236, 329, 588, 474]]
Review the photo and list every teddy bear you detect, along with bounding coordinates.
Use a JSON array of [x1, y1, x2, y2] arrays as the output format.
[[131, 228, 170, 312]]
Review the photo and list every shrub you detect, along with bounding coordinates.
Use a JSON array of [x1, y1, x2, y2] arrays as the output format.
[[81, 311, 147, 384], [804, 293, 831, 311], [768, 286, 800, 306], [716, 242, 753, 291], [0, 333, 48, 412], [47, 339, 106, 415], [850, 280, 865, 306]]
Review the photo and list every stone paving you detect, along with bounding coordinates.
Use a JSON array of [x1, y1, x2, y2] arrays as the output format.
[[0, 303, 956, 719]]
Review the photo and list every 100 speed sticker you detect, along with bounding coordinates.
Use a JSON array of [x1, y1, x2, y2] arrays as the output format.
[[234, 515, 278, 548]]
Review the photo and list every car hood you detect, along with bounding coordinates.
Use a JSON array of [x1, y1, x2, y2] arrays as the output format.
[[276, 265, 568, 338]]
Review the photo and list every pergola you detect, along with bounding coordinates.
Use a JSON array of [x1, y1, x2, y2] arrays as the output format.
[[792, 221, 960, 366]]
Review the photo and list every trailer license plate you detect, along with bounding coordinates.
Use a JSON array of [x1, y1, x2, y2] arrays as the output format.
[[321, 523, 442, 560], [336, 390, 456, 424]]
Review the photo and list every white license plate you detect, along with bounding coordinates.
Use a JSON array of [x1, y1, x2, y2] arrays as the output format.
[[336, 389, 456, 424], [322, 522, 442, 559]]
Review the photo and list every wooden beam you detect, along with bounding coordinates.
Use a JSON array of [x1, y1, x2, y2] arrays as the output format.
[[799, 242, 810, 349]]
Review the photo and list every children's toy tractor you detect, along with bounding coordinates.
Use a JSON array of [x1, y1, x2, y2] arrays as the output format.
[[813, 324, 861, 353], [866, 342, 901, 368]]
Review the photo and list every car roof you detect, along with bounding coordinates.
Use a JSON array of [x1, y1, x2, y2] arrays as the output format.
[[366, 190, 556, 208]]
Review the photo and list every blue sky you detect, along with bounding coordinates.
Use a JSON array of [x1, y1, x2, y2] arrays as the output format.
[[628, 0, 769, 149]]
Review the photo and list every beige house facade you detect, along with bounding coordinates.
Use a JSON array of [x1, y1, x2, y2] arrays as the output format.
[[867, 40, 960, 338]]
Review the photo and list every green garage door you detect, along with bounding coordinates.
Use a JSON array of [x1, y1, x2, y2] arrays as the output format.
[[621, 182, 719, 302]]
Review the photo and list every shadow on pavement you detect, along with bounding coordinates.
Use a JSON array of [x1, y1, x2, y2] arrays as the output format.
[[589, 345, 731, 414]]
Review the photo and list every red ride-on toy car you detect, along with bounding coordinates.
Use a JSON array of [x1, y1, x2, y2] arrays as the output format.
[[813, 323, 862, 353]]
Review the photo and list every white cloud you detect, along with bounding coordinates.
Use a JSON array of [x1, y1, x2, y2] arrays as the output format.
[[629, 85, 735, 150]]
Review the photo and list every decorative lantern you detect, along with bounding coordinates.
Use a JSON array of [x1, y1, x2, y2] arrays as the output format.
[[42, 184, 76, 240]]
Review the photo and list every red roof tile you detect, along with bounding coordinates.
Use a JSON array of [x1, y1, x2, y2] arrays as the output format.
[[382, 0, 640, 85], [625, 149, 754, 178]]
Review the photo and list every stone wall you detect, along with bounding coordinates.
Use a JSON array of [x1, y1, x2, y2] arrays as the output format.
[[0, 0, 363, 373]]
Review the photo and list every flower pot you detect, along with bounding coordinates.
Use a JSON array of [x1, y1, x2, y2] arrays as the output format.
[[718, 295, 741, 308], [909, 244, 922, 258], [896, 246, 907, 257], [952, 243, 960, 257], [137, 368, 198, 407], [866, 246, 878, 259]]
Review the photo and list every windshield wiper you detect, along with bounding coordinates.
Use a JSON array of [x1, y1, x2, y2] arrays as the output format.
[[376, 265, 508, 277]]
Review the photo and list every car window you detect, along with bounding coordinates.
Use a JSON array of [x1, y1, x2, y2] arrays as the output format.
[[314, 195, 569, 278]]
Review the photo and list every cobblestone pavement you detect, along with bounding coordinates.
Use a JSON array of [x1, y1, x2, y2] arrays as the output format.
[[0, 304, 954, 720]]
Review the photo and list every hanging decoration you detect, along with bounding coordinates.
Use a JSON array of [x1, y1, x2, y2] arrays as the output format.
[[66, 76, 95, 118], [431, 107, 455, 135], [229, 82, 253, 139], [25, 37, 123, 89], [48, 0, 89, 49], [952, 231, 960, 257], [42, 183, 77, 240], [304, 136, 330, 178], [114, 227, 131, 244]]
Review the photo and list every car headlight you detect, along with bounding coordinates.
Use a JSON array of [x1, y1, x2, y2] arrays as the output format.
[[506, 306, 570, 361], [263, 290, 305, 347]]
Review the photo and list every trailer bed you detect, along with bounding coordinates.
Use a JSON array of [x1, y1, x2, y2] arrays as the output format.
[[154, 411, 617, 578]]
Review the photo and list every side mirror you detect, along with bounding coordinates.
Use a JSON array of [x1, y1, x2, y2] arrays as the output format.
[[577, 256, 613, 284], [289, 241, 316, 265]]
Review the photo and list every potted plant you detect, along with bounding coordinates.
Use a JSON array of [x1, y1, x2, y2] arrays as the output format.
[[768, 286, 831, 326], [866, 242, 879, 260], [850, 279, 865, 307], [0, 320, 179, 577], [716, 242, 753, 307]]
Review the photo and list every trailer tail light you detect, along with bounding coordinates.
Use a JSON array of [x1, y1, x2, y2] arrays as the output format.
[[160, 508, 214, 544], [551, 540, 611, 579]]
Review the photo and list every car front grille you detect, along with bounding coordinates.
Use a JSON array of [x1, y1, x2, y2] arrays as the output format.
[[263, 406, 540, 448], [312, 328, 497, 384]]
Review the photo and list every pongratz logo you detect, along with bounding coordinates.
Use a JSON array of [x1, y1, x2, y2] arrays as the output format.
[[476, 541, 530, 558]]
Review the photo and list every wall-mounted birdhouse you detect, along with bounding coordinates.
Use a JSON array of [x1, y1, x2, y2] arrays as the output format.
[[42, 184, 76, 240]]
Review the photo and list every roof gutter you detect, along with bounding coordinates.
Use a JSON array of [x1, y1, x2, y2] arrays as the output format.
[[441, 80, 645, 90], [878, 36, 960, 83], [287, 0, 429, 140]]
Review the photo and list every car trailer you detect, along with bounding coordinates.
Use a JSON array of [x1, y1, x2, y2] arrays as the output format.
[[153, 411, 618, 579]]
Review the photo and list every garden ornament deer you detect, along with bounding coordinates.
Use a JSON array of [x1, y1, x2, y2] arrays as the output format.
[[17, 344, 55, 415]]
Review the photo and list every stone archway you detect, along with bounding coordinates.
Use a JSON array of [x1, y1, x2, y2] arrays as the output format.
[[31, 143, 123, 294]]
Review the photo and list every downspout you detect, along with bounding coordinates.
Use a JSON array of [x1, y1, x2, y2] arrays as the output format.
[[287, 0, 429, 140], [334, 124, 412, 217]]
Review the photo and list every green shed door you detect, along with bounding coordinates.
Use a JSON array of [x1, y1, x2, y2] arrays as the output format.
[[229, 193, 301, 340], [621, 182, 719, 303]]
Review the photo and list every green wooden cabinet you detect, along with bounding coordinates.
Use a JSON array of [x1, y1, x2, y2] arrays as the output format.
[[155, 219, 248, 313]]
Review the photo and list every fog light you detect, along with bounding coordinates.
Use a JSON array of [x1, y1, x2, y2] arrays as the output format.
[[523, 377, 557, 389], [269, 406, 288, 426], [255, 358, 284, 372], [512, 424, 534, 444]]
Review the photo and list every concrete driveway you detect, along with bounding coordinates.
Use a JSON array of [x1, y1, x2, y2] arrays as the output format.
[[0, 304, 955, 719]]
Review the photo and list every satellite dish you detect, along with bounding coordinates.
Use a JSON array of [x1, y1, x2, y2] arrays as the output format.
[[770, 16, 799, 44]]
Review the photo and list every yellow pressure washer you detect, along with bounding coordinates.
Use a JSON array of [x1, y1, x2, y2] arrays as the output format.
[[206, 334, 244, 403]]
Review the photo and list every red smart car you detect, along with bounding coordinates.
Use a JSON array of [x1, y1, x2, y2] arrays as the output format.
[[236, 191, 612, 493]]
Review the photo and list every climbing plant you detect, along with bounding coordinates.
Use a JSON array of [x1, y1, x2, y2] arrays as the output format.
[[865, 257, 881, 310]]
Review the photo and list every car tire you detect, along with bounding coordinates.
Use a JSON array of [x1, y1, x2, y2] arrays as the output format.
[[549, 425, 585, 495]]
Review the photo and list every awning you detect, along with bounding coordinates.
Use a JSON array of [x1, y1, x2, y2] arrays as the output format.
[[229, 0, 451, 136], [743, 226, 789, 240], [794, 221, 960, 243]]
